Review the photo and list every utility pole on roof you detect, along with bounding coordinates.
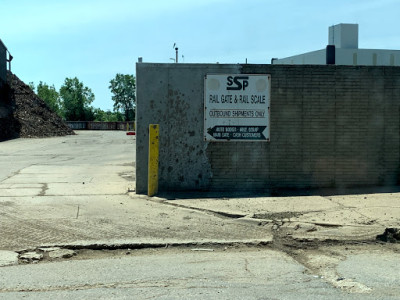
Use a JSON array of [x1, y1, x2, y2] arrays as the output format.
[[172, 43, 178, 63], [7, 50, 13, 72]]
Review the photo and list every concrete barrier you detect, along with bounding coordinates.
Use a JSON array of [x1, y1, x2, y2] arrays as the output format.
[[66, 121, 135, 131], [136, 63, 400, 193]]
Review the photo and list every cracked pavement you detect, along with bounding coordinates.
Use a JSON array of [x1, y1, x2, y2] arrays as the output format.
[[1, 131, 400, 251], [0, 131, 272, 251], [1, 131, 400, 298]]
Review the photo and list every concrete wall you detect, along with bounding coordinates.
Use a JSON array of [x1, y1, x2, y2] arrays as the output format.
[[0, 40, 6, 87], [66, 121, 135, 131], [136, 63, 400, 193], [136, 64, 241, 193]]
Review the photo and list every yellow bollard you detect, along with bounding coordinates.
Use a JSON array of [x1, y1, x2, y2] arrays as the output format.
[[148, 124, 159, 196]]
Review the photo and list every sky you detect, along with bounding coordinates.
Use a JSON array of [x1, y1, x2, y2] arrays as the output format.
[[1, 0, 399, 111]]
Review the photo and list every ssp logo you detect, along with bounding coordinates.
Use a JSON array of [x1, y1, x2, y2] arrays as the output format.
[[226, 76, 249, 91]]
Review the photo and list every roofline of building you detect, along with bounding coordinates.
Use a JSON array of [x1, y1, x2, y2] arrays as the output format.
[[0, 39, 6, 50]]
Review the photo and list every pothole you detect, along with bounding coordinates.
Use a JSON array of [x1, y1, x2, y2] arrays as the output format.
[[13, 242, 273, 265], [376, 227, 400, 243], [18, 247, 77, 264]]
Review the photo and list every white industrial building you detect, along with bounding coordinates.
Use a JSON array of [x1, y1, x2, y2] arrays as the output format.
[[273, 23, 400, 66]]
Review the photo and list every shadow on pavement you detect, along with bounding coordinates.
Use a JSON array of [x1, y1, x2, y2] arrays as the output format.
[[157, 185, 400, 200]]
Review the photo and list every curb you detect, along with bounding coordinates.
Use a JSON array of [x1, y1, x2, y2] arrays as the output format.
[[22, 238, 274, 252]]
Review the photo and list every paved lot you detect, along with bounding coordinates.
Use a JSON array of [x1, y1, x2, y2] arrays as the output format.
[[1, 131, 400, 251], [0, 131, 271, 251], [1, 131, 400, 298]]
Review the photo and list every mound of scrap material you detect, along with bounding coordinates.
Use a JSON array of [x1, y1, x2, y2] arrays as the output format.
[[0, 71, 74, 140]]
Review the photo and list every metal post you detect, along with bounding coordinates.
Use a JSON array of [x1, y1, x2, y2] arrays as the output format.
[[7, 51, 12, 72], [148, 124, 159, 196]]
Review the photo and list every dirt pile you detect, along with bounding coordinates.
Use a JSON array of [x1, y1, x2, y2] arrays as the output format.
[[0, 71, 74, 140]]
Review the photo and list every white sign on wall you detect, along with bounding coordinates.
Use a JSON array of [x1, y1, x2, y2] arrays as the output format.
[[204, 74, 271, 142]]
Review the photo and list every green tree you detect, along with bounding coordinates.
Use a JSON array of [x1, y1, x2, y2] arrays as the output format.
[[109, 74, 136, 121], [36, 81, 61, 116], [93, 108, 106, 121], [28, 82, 35, 91], [60, 77, 95, 121], [93, 108, 124, 122]]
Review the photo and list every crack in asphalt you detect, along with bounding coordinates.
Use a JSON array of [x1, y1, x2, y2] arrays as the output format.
[[2, 227, 391, 295], [323, 196, 385, 227], [38, 183, 48, 196], [0, 279, 184, 293], [269, 230, 379, 294], [158, 200, 369, 228], [0, 168, 22, 183], [152, 199, 247, 219]]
